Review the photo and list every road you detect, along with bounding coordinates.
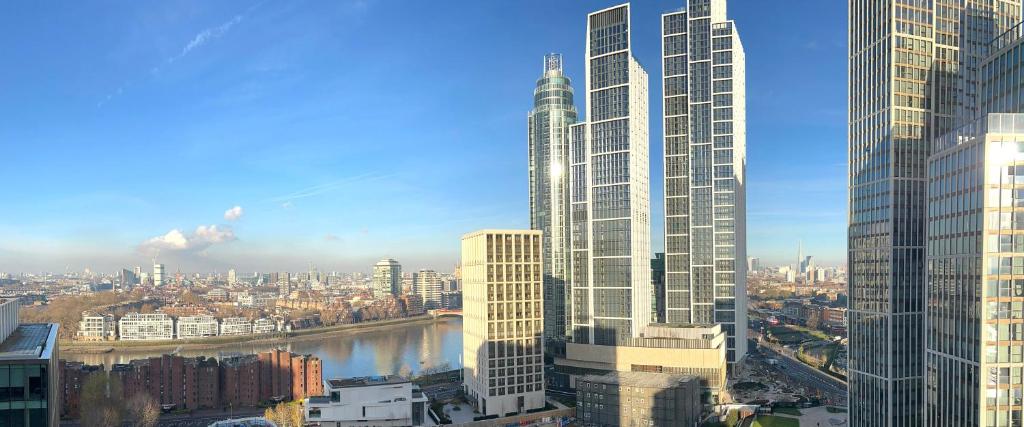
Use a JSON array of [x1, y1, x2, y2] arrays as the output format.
[[60, 408, 266, 427], [760, 345, 847, 405]]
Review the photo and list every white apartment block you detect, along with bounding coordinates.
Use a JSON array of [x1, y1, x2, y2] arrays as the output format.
[[253, 317, 277, 334], [414, 269, 443, 310], [461, 230, 545, 417], [77, 312, 116, 341], [305, 376, 428, 427], [219, 317, 252, 336], [118, 313, 174, 341], [175, 315, 219, 338]]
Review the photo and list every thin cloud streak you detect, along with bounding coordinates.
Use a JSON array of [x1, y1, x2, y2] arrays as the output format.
[[266, 173, 394, 203]]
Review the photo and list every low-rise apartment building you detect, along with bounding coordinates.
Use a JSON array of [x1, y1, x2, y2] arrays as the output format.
[[305, 376, 428, 427], [118, 312, 174, 340]]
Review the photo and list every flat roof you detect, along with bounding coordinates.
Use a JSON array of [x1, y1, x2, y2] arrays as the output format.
[[578, 371, 697, 389], [326, 376, 409, 388], [0, 323, 57, 361]]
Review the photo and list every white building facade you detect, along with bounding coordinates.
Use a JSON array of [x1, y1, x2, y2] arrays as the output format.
[[175, 315, 219, 338], [462, 230, 545, 417], [305, 376, 428, 427], [661, 0, 747, 366], [77, 312, 116, 341], [118, 313, 174, 341], [219, 317, 252, 336]]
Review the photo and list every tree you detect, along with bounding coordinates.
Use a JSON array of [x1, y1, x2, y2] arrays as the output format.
[[264, 402, 305, 427], [80, 375, 124, 427], [126, 393, 160, 427]]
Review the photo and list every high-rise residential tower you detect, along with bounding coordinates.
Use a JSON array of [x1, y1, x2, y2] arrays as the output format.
[[153, 263, 165, 286], [529, 53, 578, 357], [925, 21, 1024, 426], [661, 0, 747, 366], [372, 258, 402, 299], [461, 230, 545, 416], [414, 269, 443, 310], [848, 1, 1020, 424], [569, 3, 651, 346]]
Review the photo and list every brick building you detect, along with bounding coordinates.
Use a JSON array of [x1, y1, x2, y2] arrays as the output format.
[[58, 360, 104, 419]]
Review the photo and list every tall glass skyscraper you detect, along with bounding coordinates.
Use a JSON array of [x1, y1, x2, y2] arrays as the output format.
[[848, 1, 1020, 424], [661, 0, 747, 367], [926, 20, 1024, 427], [529, 53, 578, 357], [569, 3, 651, 346]]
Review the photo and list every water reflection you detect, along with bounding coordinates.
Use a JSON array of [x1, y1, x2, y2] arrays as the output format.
[[64, 317, 463, 380]]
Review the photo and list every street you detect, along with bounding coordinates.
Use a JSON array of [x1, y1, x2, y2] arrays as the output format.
[[759, 345, 847, 405]]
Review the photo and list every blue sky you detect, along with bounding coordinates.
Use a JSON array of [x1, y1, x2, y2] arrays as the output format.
[[0, 0, 847, 274]]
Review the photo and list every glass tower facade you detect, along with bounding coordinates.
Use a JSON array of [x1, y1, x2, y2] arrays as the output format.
[[569, 3, 652, 346], [926, 20, 1024, 427], [661, 0, 747, 366], [849, 1, 1019, 424], [528, 53, 578, 357]]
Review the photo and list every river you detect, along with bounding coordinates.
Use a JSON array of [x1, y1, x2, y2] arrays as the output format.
[[62, 317, 464, 379]]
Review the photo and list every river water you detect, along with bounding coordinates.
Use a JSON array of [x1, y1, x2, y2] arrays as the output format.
[[62, 317, 464, 379]]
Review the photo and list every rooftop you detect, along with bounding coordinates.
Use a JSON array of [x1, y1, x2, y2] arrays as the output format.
[[579, 371, 698, 389], [326, 375, 410, 389], [0, 323, 58, 360]]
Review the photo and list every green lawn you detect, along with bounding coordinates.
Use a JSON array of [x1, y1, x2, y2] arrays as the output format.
[[773, 407, 802, 416], [753, 415, 800, 427]]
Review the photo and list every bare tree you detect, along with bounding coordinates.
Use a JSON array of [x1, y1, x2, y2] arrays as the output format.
[[80, 375, 124, 427], [126, 393, 160, 427]]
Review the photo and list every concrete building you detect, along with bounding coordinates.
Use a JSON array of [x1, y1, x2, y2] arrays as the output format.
[[462, 230, 545, 416], [529, 52, 578, 358], [305, 376, 428, 427], [118, 312, 174, 341], [0, 299, 60, 426], [661, 0, 747, 366], [413, 269, 443, 310], [228, 269, 237, 285], [175, 315, 219, 338], [576, 371, 702, 427], [569, 1, 652, 348], [373, 258, 402, 299], [153, 263, 165, 286], [848, 0, 1021, 424], [556, 324, 727, 394], [76, 311, 115, 341], [219, 317, 252, 336]]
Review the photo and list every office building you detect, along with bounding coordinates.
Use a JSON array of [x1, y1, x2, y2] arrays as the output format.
[[461, 230, 545, 416], [569, 2, 652, 347], [661, 0, 747, 365], [219, 317, 252, 336], [153, 263, 165, 286], [118, 312, 174, 341], [175, 315, 218, 338], [529, 52, 578, 357], [305, 376, 428, 427], [76, 311, 115, 341], [414, 269, 443, 310], [576, 372, 702, 427], [747, 256, 759, 273], [228, 269, 237, 285], [926, 20, 1024, 426], [0, 299, 60, 426], [849, 0, 1020, 423], [372, 258, 402, 299]]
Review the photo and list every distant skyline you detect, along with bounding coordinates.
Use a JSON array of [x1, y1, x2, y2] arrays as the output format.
[[0, 0, 846, 273]]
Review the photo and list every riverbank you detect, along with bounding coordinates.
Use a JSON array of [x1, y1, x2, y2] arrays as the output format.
[[61, 315, 450, 355]]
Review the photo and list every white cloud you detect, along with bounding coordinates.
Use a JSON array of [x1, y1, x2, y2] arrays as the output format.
[[138, 225, 237, 256], [166, 14, 243, 66], [224, 205, 244, 221], [281, 201, 293, 209], [324, 233, 341, 242]]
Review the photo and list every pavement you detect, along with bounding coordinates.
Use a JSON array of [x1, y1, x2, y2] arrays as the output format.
[[61, 407, 267, 427]]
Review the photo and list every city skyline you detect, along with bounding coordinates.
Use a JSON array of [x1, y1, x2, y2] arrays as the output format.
[[0, 1, 847, 273]]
